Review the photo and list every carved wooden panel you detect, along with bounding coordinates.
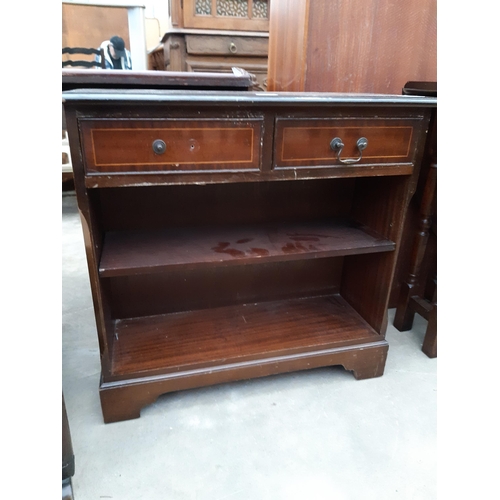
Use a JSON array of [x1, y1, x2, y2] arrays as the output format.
[[182, 0, 270, 31]]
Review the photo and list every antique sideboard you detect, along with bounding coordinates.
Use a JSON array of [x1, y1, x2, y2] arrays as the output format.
[[153, 29, 268, 90], [149, 1, 270, 89], [62, 89, 436, 423]]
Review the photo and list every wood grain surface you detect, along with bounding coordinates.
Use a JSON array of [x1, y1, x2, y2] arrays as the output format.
[[268, 0, 437, 94], [99, 220, 395, 277], [111, 294, 379, 376]]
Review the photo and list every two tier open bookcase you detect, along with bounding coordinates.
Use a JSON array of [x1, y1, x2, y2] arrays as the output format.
[[63, 88, 436, 423]]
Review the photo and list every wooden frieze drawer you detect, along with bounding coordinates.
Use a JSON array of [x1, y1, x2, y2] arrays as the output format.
[[274, 117, 422, 176], [80, 118, 263, 174], [185, 34, 268, 57]]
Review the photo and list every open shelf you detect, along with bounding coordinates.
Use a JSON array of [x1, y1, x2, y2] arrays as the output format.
[[110, 294, 380, 377], [99, 219, 395, 277]]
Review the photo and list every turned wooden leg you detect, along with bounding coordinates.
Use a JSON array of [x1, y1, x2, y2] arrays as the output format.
[[421, 287, 437, 358], [393, 282, 417, 331], [394, 159, 437, 332]]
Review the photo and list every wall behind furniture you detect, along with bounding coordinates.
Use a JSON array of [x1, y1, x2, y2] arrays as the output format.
[[62, 3, 130, 60], [267, 0, 437, 94], [62, 1, 171, 59]]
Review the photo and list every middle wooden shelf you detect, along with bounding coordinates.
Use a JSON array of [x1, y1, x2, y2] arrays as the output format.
[[98, 218, 395, 277]]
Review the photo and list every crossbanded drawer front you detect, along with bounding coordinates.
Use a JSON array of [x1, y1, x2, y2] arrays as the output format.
[[80, 118, 263, 174], [275, 118, 420, 170]]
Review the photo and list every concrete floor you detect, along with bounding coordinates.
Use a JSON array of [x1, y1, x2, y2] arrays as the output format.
[[62, 192, 437, 500]]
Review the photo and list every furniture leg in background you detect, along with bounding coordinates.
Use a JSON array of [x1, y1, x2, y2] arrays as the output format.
[[393, 155, 437, 358], [62, 393, 75, 500]]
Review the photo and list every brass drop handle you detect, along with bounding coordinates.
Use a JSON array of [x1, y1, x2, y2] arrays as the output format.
[[229, 42, 237, 53], [330, 137, 368, 164], [152, 139, 166, 155]]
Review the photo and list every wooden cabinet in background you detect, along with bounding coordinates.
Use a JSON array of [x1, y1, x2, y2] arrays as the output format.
[[150, 1, 270, 89], [170, 0, 270, 31], [158, 29, 269, 89], [392, 82, 437, 358], [267, 0, 436, 94]]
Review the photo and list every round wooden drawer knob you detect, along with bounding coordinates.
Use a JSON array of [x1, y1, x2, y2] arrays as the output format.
[[152, 139, 167, 155]]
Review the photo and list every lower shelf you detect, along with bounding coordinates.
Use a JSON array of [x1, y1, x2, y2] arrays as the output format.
[[100, 293, 389, 422], [110, 294, 381, 378]]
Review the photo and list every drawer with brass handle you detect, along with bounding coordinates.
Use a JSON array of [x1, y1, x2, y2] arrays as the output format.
[[274, 117, 424, 176]]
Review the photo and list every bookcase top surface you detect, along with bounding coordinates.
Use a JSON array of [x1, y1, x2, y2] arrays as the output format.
[[62, 89, 437, 107]]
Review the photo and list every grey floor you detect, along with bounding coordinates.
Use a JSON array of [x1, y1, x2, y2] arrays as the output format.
[[62, 192, 437, 500]]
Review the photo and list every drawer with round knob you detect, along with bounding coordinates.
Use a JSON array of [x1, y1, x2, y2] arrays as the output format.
[[80, 118, 263, 174], [185, 35, 268, 57]]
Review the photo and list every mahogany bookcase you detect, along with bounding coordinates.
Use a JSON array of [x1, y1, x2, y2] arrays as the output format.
[[63, 89, 436, 423]]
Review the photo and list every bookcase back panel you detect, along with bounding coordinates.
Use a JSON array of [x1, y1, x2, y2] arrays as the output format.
[[106, 257, 343, 319], [97, 179, 356, 232]]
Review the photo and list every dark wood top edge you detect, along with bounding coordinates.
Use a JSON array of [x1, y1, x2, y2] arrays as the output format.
[[62, 69, 254, 89], [403, 81, 437, 97], [160, 28, 270, 41], [62, 89, 437, 106]]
